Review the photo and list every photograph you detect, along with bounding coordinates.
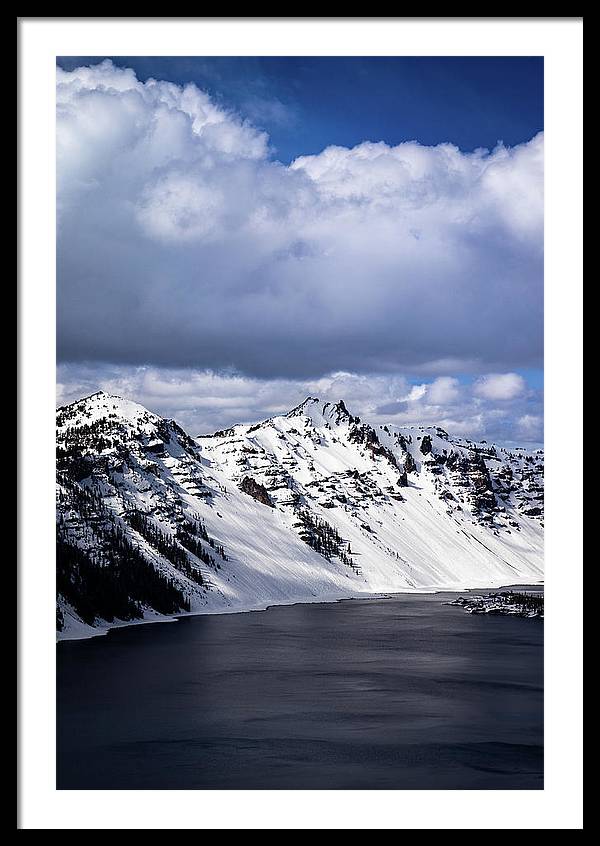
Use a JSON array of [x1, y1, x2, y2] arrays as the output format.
[[55, 53, 545, 791], [18, 17, 583, 830]]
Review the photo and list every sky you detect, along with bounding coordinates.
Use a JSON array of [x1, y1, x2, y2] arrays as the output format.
[[56, 56, 544, 445]]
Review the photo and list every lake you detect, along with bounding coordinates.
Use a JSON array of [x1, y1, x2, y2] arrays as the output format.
[[57, 589, 543, 789]]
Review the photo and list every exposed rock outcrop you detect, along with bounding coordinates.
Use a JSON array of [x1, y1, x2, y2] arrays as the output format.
[[239, 476, 274, 508]]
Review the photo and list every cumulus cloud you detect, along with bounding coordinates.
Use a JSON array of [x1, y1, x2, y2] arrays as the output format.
[[426, 376, 461, 405], [473, 372, 527, 401], [57, 61, 544, 379]]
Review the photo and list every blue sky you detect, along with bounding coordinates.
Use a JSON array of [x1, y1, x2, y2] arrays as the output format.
[[56, 57, 543, 444]]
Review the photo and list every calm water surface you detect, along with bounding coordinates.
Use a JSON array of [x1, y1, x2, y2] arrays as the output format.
[[57, 590, 543, 789]]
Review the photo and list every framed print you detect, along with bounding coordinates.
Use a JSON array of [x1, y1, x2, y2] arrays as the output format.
[[18, 17, 583, 830]]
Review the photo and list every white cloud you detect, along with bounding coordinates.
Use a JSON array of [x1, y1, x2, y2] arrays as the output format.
[[426, 376, 461, 405], [473, 373, 527, 401], [56, 61, 544, 379], [136, 173, 226, 243]]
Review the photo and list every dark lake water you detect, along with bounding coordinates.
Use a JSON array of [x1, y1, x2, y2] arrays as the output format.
[[57, 590, 543, 789]]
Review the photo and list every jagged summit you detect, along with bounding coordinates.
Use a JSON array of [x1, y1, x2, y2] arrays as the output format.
[[285, 396, 356, 426], [204, 396, 354, 439], [323, 399, 356, 424]]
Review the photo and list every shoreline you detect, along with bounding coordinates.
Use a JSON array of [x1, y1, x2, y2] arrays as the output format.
[[57, 576, 544, 644]]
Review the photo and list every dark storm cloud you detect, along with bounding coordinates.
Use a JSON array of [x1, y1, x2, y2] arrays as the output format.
[[57, 61, 543, 380]]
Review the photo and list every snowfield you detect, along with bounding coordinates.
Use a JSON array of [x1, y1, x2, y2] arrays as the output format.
[[56, 392, 543, 639]]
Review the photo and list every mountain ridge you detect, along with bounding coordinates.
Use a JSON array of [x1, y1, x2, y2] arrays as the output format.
[[56, 392, 543, 639]]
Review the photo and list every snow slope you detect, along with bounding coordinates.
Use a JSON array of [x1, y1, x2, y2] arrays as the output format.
[[56, 392, 543, 639]]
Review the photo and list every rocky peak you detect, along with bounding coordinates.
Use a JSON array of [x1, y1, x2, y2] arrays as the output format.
[[322, 399, 357, 425]]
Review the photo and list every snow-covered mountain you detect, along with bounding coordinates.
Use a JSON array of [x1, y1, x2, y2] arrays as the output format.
[[56, 392, 543, 639]]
